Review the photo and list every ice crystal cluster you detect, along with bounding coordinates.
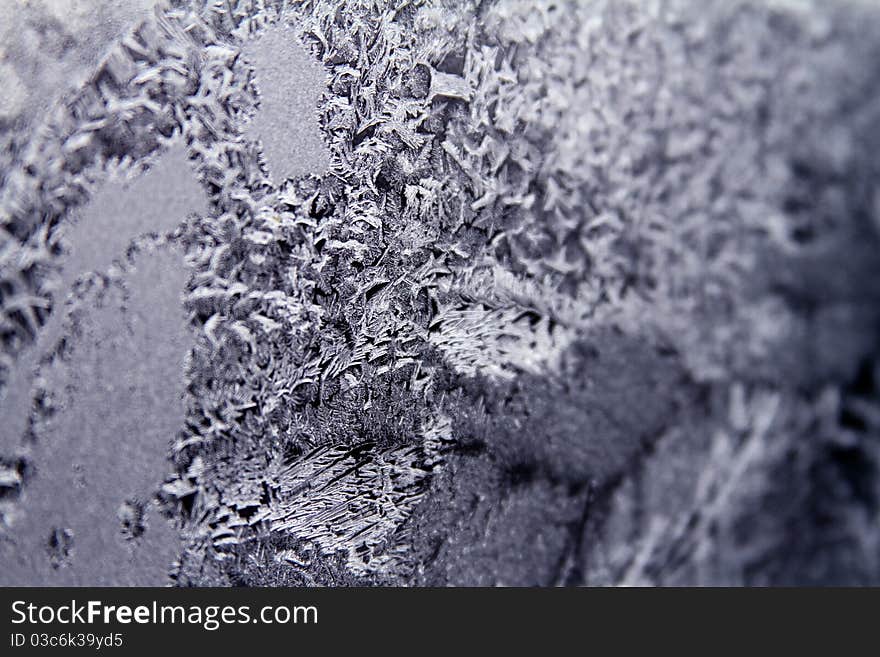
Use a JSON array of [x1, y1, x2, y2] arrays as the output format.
[[1, 0, 879, 585]]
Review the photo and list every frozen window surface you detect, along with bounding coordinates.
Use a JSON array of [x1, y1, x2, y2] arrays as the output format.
[[0, 248, 189, 585], [242, 22, 330, 181]]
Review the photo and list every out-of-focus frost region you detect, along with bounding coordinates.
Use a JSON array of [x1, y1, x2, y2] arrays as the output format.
[[1, 0, 879, 586]]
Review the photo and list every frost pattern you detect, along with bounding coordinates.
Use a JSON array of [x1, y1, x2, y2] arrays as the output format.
[[1, 0, 878, 585]]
